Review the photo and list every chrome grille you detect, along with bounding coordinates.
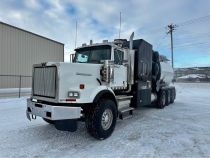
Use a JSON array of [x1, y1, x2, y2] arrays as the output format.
[[33, 66, 57, 98]]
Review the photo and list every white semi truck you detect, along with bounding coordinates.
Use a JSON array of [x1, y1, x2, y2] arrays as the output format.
[[26, 33, 176, 139]]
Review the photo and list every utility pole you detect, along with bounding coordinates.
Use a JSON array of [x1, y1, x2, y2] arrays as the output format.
[[119, 12, 121, 39], [167, 24, 177, 68]]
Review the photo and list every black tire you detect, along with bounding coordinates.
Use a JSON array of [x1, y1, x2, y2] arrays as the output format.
[[157, 90, 166, 109], [85, 99, 117, 140], [174, 88, 176, 99], [165, 90, 170, 106], [43, 118, 54, 124], [170, 88, 176, 103]]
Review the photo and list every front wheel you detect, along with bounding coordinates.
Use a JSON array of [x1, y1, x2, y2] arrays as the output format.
[[85, 99, 117, 140]]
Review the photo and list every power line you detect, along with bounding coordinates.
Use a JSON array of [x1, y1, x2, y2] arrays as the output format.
[[135, 14, 210, 54], [148, 14, 210, 35], [162, 15, 210, 66], [176, 28, 210, 35], [163, 41, 210, 47], [156, 34, 168, 49], [175, 32, 210, 40], [171, 32, 210, 49], [177, 15, 210, 27], [173, 42, 210, 48], [144, 15, 210, 36], [175, 38, 209, 44], [174, 39, 210, 47], [140, 27, 166, 35]]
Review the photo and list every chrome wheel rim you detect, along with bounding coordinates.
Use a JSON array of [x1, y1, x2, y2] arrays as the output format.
[[101, 109, 113, 130]]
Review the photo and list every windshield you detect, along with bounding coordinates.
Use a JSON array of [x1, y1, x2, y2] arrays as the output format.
[[74, 45, 111, 64]]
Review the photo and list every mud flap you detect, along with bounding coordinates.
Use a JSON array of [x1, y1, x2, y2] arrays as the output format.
[[26, 110, 31, 121], [139, 88, 151, 106], [54, 119, 78, 132]]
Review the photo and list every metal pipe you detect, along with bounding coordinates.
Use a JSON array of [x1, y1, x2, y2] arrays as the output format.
[[125, 32, 135, 93], [129, 32, 134, 50], [125, 84, 132, 93]]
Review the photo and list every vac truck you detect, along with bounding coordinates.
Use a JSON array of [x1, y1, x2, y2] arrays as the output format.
[[26, 32, 176, 140]]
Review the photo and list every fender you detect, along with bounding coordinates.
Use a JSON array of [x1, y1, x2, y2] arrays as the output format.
[[66, 86, 116, 104], [93, 89, 118, 107], [88, 86, 114, 102]]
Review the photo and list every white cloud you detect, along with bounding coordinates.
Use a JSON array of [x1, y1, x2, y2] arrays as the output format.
[[23, 0, 41, 9], [9, 11, 23, 20]]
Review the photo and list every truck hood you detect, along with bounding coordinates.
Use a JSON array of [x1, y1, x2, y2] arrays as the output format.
[[57, 62, 101, 80], [56, 62, 102, 101]]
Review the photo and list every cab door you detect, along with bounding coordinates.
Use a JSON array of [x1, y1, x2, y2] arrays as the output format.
[[111, 49, 127, 88]]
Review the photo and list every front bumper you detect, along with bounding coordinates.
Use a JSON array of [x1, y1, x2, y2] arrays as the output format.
[[26, 98, 82, 121]]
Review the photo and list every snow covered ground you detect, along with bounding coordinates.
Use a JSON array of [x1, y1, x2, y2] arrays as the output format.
[[0, 83, 210, 158]]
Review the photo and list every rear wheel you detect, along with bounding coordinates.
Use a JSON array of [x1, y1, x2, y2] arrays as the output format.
[[165, 90, 170, 106], [157, 90, 166, 109], [85, 99, 117, 140], [43, 118, 54, 124], [170, 88, 176, 103]]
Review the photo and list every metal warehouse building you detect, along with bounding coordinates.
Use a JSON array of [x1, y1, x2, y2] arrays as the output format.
[[0, 22, 64, 88]]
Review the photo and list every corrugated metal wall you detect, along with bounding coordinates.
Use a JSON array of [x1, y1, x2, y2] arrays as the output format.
[[0, 22, 64, 88]]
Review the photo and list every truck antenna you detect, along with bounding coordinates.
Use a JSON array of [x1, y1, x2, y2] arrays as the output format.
[[119, 12, 121, 39], [75, 20, 78, 49]]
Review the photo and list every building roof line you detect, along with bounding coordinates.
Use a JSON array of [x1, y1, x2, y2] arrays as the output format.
[[0, 21, 64, 45]]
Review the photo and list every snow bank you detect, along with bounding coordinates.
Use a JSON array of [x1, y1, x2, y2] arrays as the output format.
[[178, 74, 207, 79]]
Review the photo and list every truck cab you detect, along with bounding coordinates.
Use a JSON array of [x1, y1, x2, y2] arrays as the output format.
[[74, 42, 128, 88], [26, 33, 176, 140]]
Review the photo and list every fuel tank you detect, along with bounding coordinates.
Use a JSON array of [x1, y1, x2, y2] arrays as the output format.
[[160, 61, 174, 85]]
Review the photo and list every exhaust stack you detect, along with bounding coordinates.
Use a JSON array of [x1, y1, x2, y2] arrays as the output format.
[[125, 32, 135, 93], [129, 32, 134, 50]]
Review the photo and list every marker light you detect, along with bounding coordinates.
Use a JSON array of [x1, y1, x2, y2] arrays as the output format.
[[80, 84, 85, 89]]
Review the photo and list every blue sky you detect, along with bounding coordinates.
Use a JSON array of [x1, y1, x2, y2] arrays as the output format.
[[0, 0, 210, 67]]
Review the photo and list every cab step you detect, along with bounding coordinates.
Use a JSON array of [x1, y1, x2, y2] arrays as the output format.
[[116, 95, 133, 101], [119, 107, 134, 120], [117, 95, 133, 110]]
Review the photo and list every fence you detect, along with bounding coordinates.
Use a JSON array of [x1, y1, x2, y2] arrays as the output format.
[[0, 75, 32, 98]]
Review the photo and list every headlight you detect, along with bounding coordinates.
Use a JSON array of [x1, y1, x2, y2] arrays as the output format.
[[68, 91, 80, 98]]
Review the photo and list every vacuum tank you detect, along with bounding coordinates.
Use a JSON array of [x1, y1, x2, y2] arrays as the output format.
[[160, 61, 174, 85]]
